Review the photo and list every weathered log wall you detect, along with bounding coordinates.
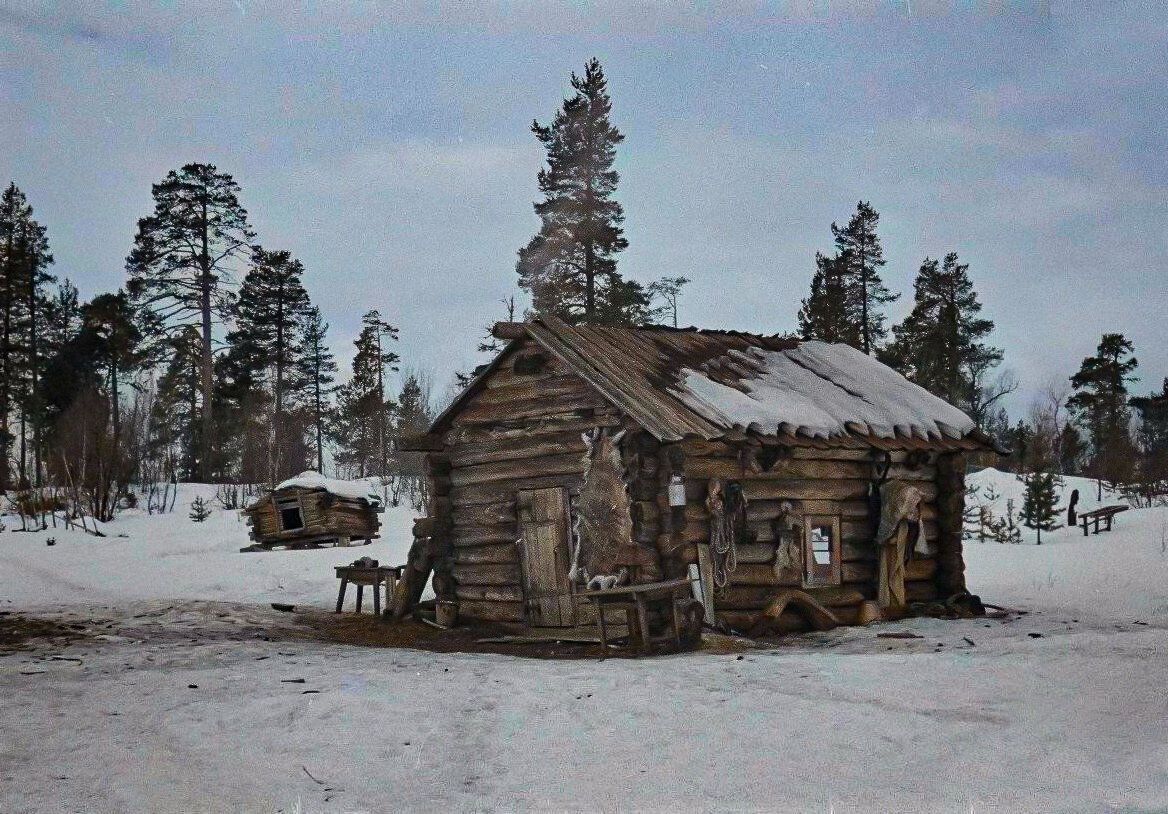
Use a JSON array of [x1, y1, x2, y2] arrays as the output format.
[[671, 442, 956, 632], [426, 341, 644, 624]]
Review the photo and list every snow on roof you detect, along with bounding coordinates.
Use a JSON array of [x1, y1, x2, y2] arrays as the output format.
[[671, 341, 977, 441], [432, 318, 992, 449], [273, 472, 384, 506]]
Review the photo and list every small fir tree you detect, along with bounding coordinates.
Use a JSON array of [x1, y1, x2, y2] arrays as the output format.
[[189, 495, 212, 522], [1019, 470, 1064, 544]]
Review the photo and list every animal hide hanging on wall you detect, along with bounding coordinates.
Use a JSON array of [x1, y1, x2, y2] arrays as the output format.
[[771, 500, 803, 580], [571, 428, 642, 589]]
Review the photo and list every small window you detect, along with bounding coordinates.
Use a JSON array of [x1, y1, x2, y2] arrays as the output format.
[[802, 516, 841, 587], [275, 496, 304, 531]]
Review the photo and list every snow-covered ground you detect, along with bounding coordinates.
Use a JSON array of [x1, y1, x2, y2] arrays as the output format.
[[2, 476, 1167, 813]]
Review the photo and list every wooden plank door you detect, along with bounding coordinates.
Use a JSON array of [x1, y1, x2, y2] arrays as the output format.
[[517, 487, 574, 627]]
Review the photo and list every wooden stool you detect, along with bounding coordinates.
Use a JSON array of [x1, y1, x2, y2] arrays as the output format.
[[334, 565, 404, 616]]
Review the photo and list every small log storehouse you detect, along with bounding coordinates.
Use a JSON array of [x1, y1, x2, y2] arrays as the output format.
[[242, 472, 384, 551], [398, 318, 998, 635]]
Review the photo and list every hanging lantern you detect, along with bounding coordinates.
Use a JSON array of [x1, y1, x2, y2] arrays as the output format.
[[668, 474, 687, 507]]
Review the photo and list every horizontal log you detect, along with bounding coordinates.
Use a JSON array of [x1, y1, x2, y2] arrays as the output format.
[[455, 584, 525, 603], [683, 456, 937, 482], [447, 431, 587, 468], [443, 413, 621, 445], [735, 542, 778, 564], [456, 599, 526, 623], [451, 524, 520, 547], [740, 479, 938, 502], [728, 563, 801, 587], [453, 392, 609, 426], [450, 476, 584, 506], [469, 375, 594, 408], [453, 542, 519, 564], [450, 453, 585, 488], [907, 580, 941, 602], [451, 562, 522, 586], [452, 501, 516, 526]]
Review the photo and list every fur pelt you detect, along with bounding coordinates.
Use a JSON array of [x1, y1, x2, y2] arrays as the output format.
[[571, 428, 633, 583]]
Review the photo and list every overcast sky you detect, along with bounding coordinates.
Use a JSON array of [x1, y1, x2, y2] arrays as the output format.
[[2, 0, 1165, 412]]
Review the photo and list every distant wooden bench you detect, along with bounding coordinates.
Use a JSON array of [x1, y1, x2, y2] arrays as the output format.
[[335, 565, 405, 616], [1078, 505, 1129, 536]]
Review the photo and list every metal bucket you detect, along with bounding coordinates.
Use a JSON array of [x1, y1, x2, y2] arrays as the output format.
[[435, 600, 459, 628]]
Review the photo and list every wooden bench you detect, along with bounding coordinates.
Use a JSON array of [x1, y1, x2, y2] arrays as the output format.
[[1078, 505, 1130, 536], [580, 577, 694, 657], [335, 565, 404, 616]]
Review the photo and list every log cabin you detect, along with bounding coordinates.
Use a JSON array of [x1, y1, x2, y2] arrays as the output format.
[[398, 317, 1000, 636], [242, 472, 384, 551]]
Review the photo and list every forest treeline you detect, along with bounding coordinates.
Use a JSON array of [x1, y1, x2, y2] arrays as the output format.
[[1, 58, 1164, 528]]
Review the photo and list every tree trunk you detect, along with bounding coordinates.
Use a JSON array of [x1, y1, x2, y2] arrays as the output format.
[[198, 195, 214, 483], [274, 275, 285, 482], [0, 226, 11, 492]]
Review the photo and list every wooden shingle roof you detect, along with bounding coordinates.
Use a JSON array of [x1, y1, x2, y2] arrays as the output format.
[[427, 317, 1000, 452]]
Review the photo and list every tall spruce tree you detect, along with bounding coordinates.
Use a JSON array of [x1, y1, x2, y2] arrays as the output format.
[[1130, 379, 1168, 504], [220, 247, 313, 482], [126, 163, 255, 481], [797, 250, 861, 346], [883, 252, 1002, 408], [1068, 333, 1139, 495], [151, 326, 203, 480], [831, 201, 897, 355], [79, 291, 146, 446], [335, 311, 399, 478], [0, 183, 56, 488], [516, 58, 646, 324], [299, 306, 337, 474]]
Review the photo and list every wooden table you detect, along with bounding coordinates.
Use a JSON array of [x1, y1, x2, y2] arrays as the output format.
[[580, 577, 693, 657], [335, 565, 404, 616]]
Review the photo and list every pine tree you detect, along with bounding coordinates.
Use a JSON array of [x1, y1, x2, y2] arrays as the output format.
[[151, 327, 203, 480], [126, 163, 255, 481], [883, 252, 1001, 408], [830, 201, 897, 355], [299, 306, 337, 474], [79, 291, 146, 447], [1019, 470, 1063, 544], [335, 311, 399, 478], [1129, 379, 1168, 505], [646, 276, 691, 327], [0, 183, 56, 489], [220, 247, 313, 482], [516, 58, 646, 324], [1068, 333, 1139, 495], [797, 250, 861, 346]]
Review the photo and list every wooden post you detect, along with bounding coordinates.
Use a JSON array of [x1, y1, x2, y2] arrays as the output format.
[[696, 542, 716, 625]]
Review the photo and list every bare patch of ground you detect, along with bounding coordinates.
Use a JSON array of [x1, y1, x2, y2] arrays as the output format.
[[0, 611, 87, 651]]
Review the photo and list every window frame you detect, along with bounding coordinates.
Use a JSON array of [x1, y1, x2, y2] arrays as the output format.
[[274, 495, 305, 532], [801, 515, 842, 588]]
